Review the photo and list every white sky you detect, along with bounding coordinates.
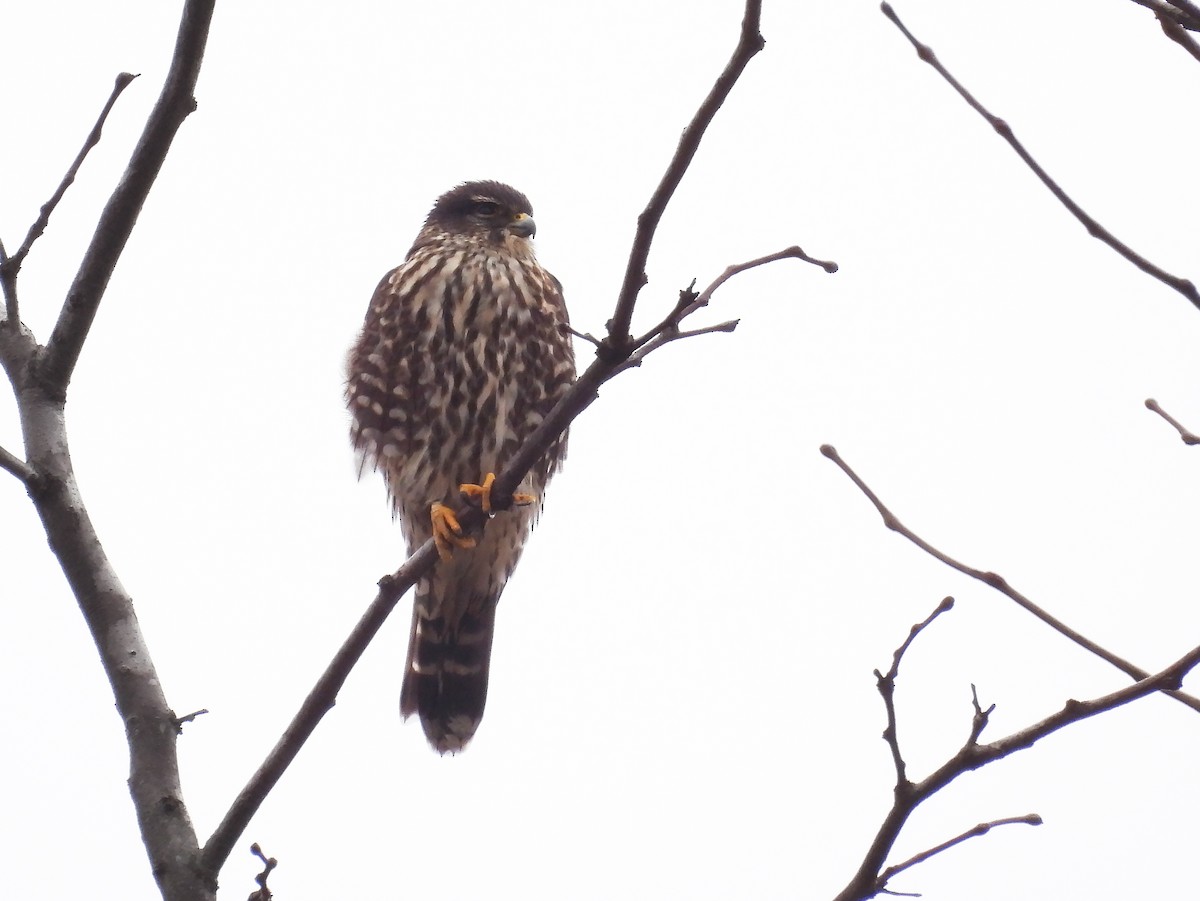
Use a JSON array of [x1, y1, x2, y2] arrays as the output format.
[[2, 1, 1199, 899]]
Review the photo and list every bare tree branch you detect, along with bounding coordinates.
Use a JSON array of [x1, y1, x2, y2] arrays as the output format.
[[605, 0, 765, 354], [0, 3, 218, 900], [41, 2, 216, 394], [835, 630, 1200, 901], [876, 814, 1043, 892], [1145, 398, 1200, 444], [821, 444, 1200, 716], [1128, 0, 1200, 30], [1164, 0, 1200, 28], [1157, 12, 1200, 60], [202, 0, 838, 875], [2, 73, 138, 287], [875, 597, 956, 787], [882, 2, 1200, 312], [615, 246, 836, 375]]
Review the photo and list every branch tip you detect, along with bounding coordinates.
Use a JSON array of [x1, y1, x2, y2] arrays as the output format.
[[882, 0, 1200, 311]]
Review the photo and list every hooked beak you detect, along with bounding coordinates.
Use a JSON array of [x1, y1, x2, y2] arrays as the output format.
[[508, 213, 536, 239]]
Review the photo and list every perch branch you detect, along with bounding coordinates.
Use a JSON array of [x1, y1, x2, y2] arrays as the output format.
[[882, 2, 1200, 311], [202, 0, 835, 876], [1145, 398, 1200, 444]]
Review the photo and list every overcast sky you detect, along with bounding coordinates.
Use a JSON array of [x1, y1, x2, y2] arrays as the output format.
[[3, 1, 1199, 899]]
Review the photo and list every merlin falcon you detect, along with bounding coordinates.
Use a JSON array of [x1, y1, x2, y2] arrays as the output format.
[[346, 181, 575, 753]]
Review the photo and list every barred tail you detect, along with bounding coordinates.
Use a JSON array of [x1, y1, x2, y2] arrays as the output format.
[[400, 595, 497, 754]]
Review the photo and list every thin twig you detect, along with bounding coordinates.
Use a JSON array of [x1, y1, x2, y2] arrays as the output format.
[[881, 2, 1200, 312], [563, 323, 603, 348], [605, 0, 765, 355], [1146, 398, 1200, 444], [617, 246, 837, 375], [875, 596, 955, 787], [876, 814, 1043, 891], [820, 444, 1200, 715], [4, 73, 138, 281], [967, 684, 995, 745], [0, 444, 35, 484], [43, 2, 214, 393], [247, 843, 276, 901]]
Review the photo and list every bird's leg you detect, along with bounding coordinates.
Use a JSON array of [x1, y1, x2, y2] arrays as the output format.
[[458, 472, 535, 514], [430, 502, 476, 562]]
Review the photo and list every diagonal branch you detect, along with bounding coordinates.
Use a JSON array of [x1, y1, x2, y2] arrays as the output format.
[[881, 2, 1200, 312], [41, 1, 216, 394], [605, 0, 765, 354], [203, 0, 836, 874], [4, 73, 138, 285], [821, 443, 1200, 715], [876, 814, 1043, 894], [202, 235, 834, 876], [1156, 11, 1200, 60]]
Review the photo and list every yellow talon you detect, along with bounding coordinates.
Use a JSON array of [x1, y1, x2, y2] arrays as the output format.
[[459, 472, 497, 513], [459, 472, 536, 513], [430, 502, 476, 562]]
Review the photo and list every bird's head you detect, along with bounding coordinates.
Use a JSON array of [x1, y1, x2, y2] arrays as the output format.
[[421, 181, 537, 253]]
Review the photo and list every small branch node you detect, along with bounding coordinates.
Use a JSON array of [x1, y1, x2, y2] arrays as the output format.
[[173, 708, 209, 732], [563, 323, 603, 348], [248, 843, 277, 901], [1145, 397, 1200, 444]]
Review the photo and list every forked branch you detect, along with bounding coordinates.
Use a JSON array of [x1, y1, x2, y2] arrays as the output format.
[[835, 598, 1200, 901]]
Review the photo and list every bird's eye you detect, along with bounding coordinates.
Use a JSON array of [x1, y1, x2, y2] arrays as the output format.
[[473, 201, 501, 217]]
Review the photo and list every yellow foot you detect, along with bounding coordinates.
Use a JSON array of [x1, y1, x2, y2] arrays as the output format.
[[458, 472, 535, 513], [430, 502, 476, 562]]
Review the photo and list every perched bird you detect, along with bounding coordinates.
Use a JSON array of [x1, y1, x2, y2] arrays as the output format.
[[346, 181, 575, 753]]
